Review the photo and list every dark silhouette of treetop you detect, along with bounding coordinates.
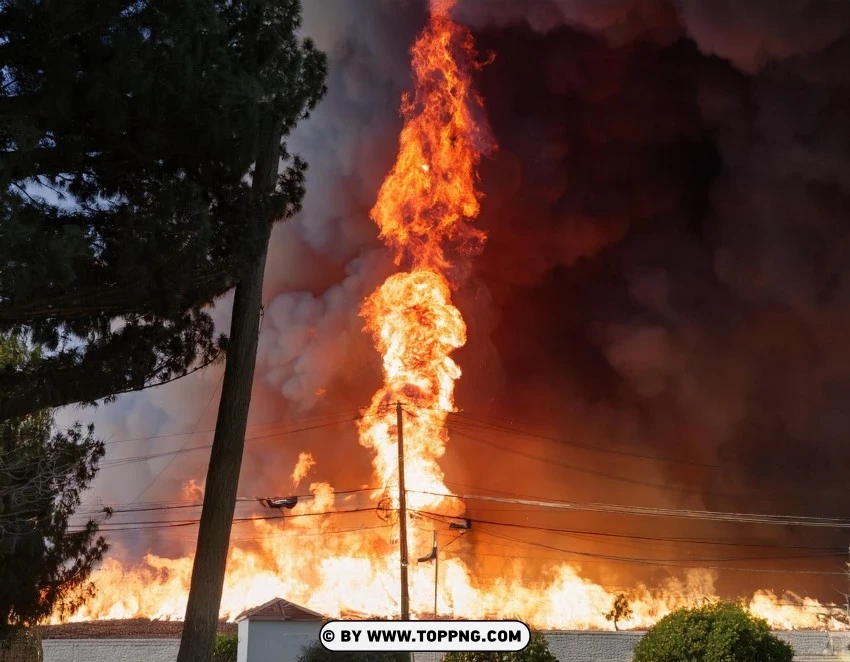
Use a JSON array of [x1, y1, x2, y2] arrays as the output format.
[[0, 0, 327, 421]]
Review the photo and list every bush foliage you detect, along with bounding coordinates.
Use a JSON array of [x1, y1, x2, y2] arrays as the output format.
[[632, 602, 793, 662], [212, 633, 238, 662]]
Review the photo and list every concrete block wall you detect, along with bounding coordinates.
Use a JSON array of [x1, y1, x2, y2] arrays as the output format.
[[543, 631, 644, 662], [413, 632, 644, 662], [40, 630, 850, 662], [416, 631, 850, 662], [774, 631, 850, 659], [42, 639, 179, 662]]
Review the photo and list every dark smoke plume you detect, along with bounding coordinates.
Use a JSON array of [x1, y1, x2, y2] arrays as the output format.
[[448, 0, 850, 597]]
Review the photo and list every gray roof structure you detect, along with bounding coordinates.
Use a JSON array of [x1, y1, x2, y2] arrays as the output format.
[[234, 598, 325, 623]]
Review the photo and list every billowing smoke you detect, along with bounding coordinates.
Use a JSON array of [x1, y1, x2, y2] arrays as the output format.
[[69, 0, 850, 602], [449, 0, 850, 597], [456, 0, 850, 503]]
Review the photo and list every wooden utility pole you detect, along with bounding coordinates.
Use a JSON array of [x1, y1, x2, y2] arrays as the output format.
[[842, 547, 850, 625], [431, 530, 438, 619], [176, 115, 282, 662], [417, 530, 439, 620], [396, 402, 410, 620]]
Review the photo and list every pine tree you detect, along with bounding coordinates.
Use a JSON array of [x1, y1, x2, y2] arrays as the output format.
[[0, 0, 327, 420], [0, 335, 107, 634]]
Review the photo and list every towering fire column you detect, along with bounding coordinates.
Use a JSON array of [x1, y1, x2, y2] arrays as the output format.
[[356, 0, 495, 616]]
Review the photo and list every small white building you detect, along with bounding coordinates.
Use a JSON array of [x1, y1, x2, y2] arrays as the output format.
[[235, 598, 325, 662]]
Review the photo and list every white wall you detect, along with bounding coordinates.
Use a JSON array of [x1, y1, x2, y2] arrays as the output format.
[[41, 629, 850, 662], [543, 631, 643, 662], [542, 630, 850, 661], [238, 621, 250, 662], [42, 639, 179, 662], [415, 630, 850, 662], [238, 620, 323, 662]]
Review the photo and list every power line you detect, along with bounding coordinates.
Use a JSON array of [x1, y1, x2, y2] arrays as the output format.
[[97, 522, 393, 541], [128, 373, 224, 504], [448, 428, 780, 502], [446, 423, 832, 504], [411, 515, 846, 563], [426, 534, 839, 563], [73, 486, 380, 517], [75, 490, 849, 553], [447, 411, 720, 468], [96, 415, 362, 470], [412, 510, 849, 552], [103, 409, 365, 446], [233, 415, 362, 443], [410, 490, 850, 528], [68, 505, 379, 533], [439, 544, 845, 568], [229, 522, 391, 542], [471, 528, 848, 576]]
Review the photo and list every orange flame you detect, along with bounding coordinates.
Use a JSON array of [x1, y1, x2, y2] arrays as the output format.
[[357, 0, 494, 510], [356, 0, 492, 569], [290, 452, 316, 487], [63, 3, 846, 632], [370, 0, 493, 273], [357, 271, 466, 513]]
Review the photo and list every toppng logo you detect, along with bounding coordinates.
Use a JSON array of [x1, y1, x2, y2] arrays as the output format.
[[320, 620, 531, 652]]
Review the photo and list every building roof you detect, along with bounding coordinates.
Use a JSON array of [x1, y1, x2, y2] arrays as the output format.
[[234, 598, 325, 623]]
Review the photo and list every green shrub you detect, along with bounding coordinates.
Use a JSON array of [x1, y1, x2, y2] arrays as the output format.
[[297, 641, 409, 662], [632, 601, 793, 662], [212, 633, 238, 662], [442, 629, 556, 662]]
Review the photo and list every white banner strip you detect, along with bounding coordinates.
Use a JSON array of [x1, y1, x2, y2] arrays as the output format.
[[320, 620, 531, 652]]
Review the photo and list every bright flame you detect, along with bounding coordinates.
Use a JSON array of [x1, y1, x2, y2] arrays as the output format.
[[290, 452, 316, 487], [355, 0, 492, 563], [369, 0, 493, 274], [64, 0, 845, 632], [357, 271, 465, 513]]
